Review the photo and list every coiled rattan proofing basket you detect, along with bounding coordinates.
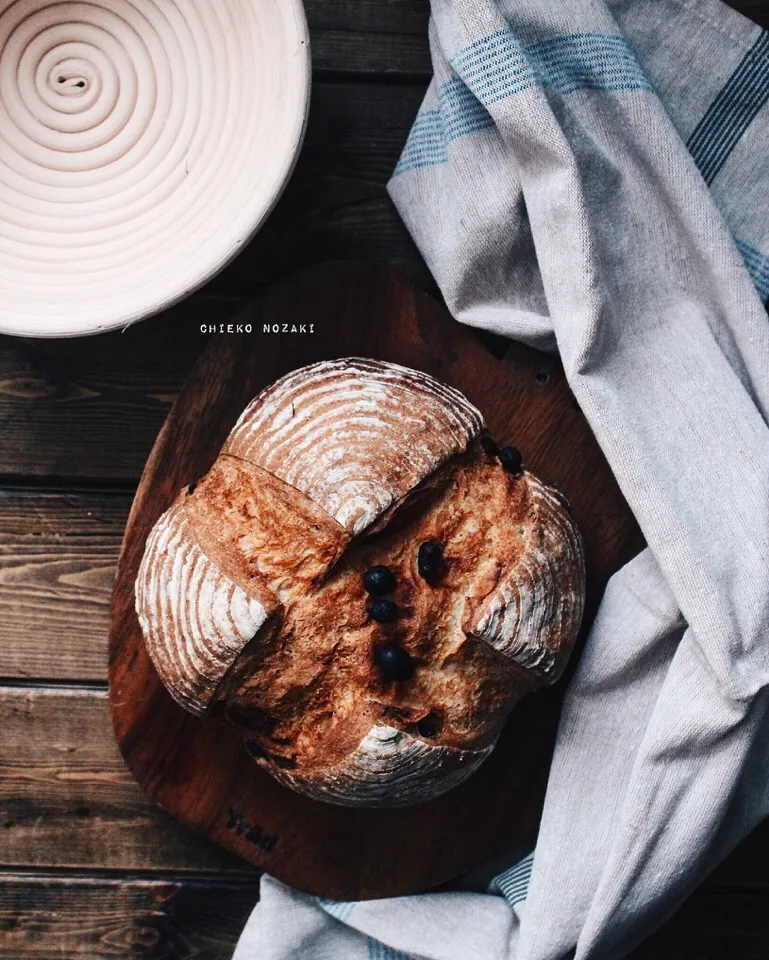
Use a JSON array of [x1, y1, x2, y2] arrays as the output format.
[[0, 0, 310, 337]]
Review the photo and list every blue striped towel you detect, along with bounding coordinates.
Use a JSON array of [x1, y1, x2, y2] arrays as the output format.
[[235, 1, 769, 958], [392, 0, 769, 346]]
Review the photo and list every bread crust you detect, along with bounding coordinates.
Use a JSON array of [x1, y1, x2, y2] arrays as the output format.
[[134, 498, 278, 715], [135, 359, 585, 806], [224, 358, 484, 535]]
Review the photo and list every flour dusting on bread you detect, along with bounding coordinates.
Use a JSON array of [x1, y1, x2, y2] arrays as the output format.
[[263, 725, 495, 806], [224, 359, 484, 536], [135, 500, 274, 715], [466, 481, 585, 680]]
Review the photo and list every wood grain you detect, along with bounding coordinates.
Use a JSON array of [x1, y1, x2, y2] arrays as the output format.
[[108, 262, 643, 899], [0, 298, 226, 482], [312, 31, 429, 78], [0, 874, 259, 959], [187, 81, 431, 297], [306, 0, 431, 78], [2, 872, 769, 960], [0, 687, 253, 875], [0, 490, 128, 680], [0, 682, 766, 887], [306, 0, 428, 39], [304, 0, 769, 72]]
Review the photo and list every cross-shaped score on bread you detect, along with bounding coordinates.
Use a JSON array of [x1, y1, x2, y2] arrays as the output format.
[[135, 359, 585, 808]]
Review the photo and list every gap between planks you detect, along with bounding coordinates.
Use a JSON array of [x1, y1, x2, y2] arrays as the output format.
[[0, 867, 260, 887]]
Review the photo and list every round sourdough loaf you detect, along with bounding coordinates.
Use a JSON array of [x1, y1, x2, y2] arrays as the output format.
[[134, 359, 586, 807]]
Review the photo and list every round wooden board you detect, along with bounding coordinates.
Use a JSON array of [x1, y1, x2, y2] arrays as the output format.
[[109, 262, 643, 900]]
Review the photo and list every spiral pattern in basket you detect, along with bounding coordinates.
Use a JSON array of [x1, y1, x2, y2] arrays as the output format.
[[0, 0, 308, 336]]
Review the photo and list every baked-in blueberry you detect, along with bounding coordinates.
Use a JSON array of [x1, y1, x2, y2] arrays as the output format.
[[362, 565, 397, 595], [418, 541, 443, 581], [369, 598, 398, 623], [375, 643, 415, 682], [499, 446, 523, 474]]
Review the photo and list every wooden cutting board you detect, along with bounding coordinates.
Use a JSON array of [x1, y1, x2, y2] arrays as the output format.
[[109, 262, 643, 900]]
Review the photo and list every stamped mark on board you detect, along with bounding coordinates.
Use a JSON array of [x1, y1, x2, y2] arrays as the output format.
[[226, 808, 278, 853]]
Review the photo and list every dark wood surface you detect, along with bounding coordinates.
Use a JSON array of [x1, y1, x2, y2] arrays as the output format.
[[1, 0, 768, 953], [0, 876, 261, 959], [108, 262, 642, 900]]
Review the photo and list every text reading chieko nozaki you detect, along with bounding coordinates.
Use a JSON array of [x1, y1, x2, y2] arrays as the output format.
[[200, 323, 316, 334]]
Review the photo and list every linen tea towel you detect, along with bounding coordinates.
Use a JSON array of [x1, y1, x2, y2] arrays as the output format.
[[234, 1, 769, 957]]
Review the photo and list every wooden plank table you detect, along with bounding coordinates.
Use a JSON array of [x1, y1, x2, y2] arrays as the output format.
[[1, 1, 767, 955]]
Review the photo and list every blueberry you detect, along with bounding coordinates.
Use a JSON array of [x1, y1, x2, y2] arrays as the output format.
[[369, 598, 398, 623], [187, 482, 197, 495], [374, 643, 414, 682], [362, 565, 397, 595], [480, 435, 499, 456], [418, 541, 443, 581], [499, 446, 523, 474]]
